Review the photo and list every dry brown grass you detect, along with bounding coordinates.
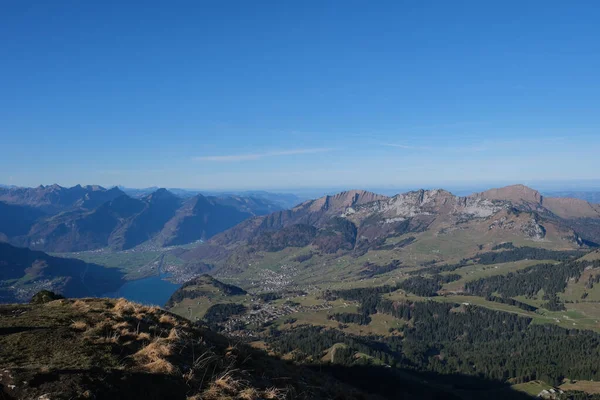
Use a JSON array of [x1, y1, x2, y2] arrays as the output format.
[[70, 320, 88, 331], [201, 386, 234, 400], [72, 299, 91, 311], [135, 340, 173, 358], [167, 327, 180, 341], [133, 338, 177, 375], [199, 376, 286, 400], [143, 358, 177, 375], [137, 332, 151, 341], [85, 320, 113, 337], [238, 388, 259, 400], [112, 321, 131, 330], [262, 387, 286, 399], [213, 373, 242, 392], [193, 372, 246, 400], [159, 313, 178, 326], [134, 311, 147, 320], [119, 328, 139, 339], [147, 306, 161, 314], [113, 298, 136, 315], [111, 299, 154, 320], [94, 332, 121, 344], [43, 299, 67, 307]]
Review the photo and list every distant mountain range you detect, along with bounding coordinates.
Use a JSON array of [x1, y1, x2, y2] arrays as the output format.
[[182, 184, 600, 282], [118, 186, 304, 209], [0, 184, 285, 252], [230, 184, 599, 245]]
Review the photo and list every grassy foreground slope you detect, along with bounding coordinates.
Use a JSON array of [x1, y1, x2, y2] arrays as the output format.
[[0, 295, 535, 400], [0, 297, 376, 400]]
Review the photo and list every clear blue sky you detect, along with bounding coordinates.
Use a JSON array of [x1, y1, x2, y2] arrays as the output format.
[[2, 1, 599, 190]]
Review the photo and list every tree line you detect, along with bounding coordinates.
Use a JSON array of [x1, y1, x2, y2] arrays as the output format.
[[269, 273, 600, 387], [465, 260, 600, 299]]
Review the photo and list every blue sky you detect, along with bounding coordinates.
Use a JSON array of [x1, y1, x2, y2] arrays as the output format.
[[1, 1, 599, 190]]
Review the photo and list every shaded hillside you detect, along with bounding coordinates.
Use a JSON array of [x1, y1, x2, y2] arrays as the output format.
[[209, 190, 388, 247], [155, 195, 256, 247], [118, 189, 183, 249], [0, 243, 123, 302], [3, 186, 282, 252], [0, 296, 527, 400], [15, 195, 146, 252], [0, 202, 45, 238]]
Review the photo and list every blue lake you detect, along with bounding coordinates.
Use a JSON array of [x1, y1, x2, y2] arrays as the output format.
[[105, 275, 181, 306]]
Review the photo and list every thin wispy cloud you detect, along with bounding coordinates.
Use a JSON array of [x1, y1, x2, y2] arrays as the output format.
[[383, 142, 491, 153], [383, 143, 433, 150], [194, 148, 333, 162]]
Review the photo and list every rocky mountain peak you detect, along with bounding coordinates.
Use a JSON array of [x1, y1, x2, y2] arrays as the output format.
[[307, 190, 388, 213], [145, 188, 178, 203], [476, 184, 542, 205], [85, 185, 105, 191], [389, 188, 455, 207]]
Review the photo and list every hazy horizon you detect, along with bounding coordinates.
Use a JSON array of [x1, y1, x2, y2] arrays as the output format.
[[4, 179, 600, 200]]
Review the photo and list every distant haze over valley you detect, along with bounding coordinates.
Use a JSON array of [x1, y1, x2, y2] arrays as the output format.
[[4, 178, 600, 204]]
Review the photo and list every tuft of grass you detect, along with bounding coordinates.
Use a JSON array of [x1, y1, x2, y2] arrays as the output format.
[[113, 298, 148, 316], [144, 358, 177, 375], [114, 298, 136, 314], [167, 327, 180, 341], [134, 311, 147, 320], [112, 321, 131, 330], [135, 339, 173, 358], [133, 339, 177, 375], [95, 331, 121, 344], [85, 320, 113, 337], [239, 388, 259, 400], [72, 299, 91, 310], [263, 387, 286, 399], [147, 306, 161, 314], [213, 373, 242, 392], [70, 320, 88, 331], [159, 313, 178, 326]]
